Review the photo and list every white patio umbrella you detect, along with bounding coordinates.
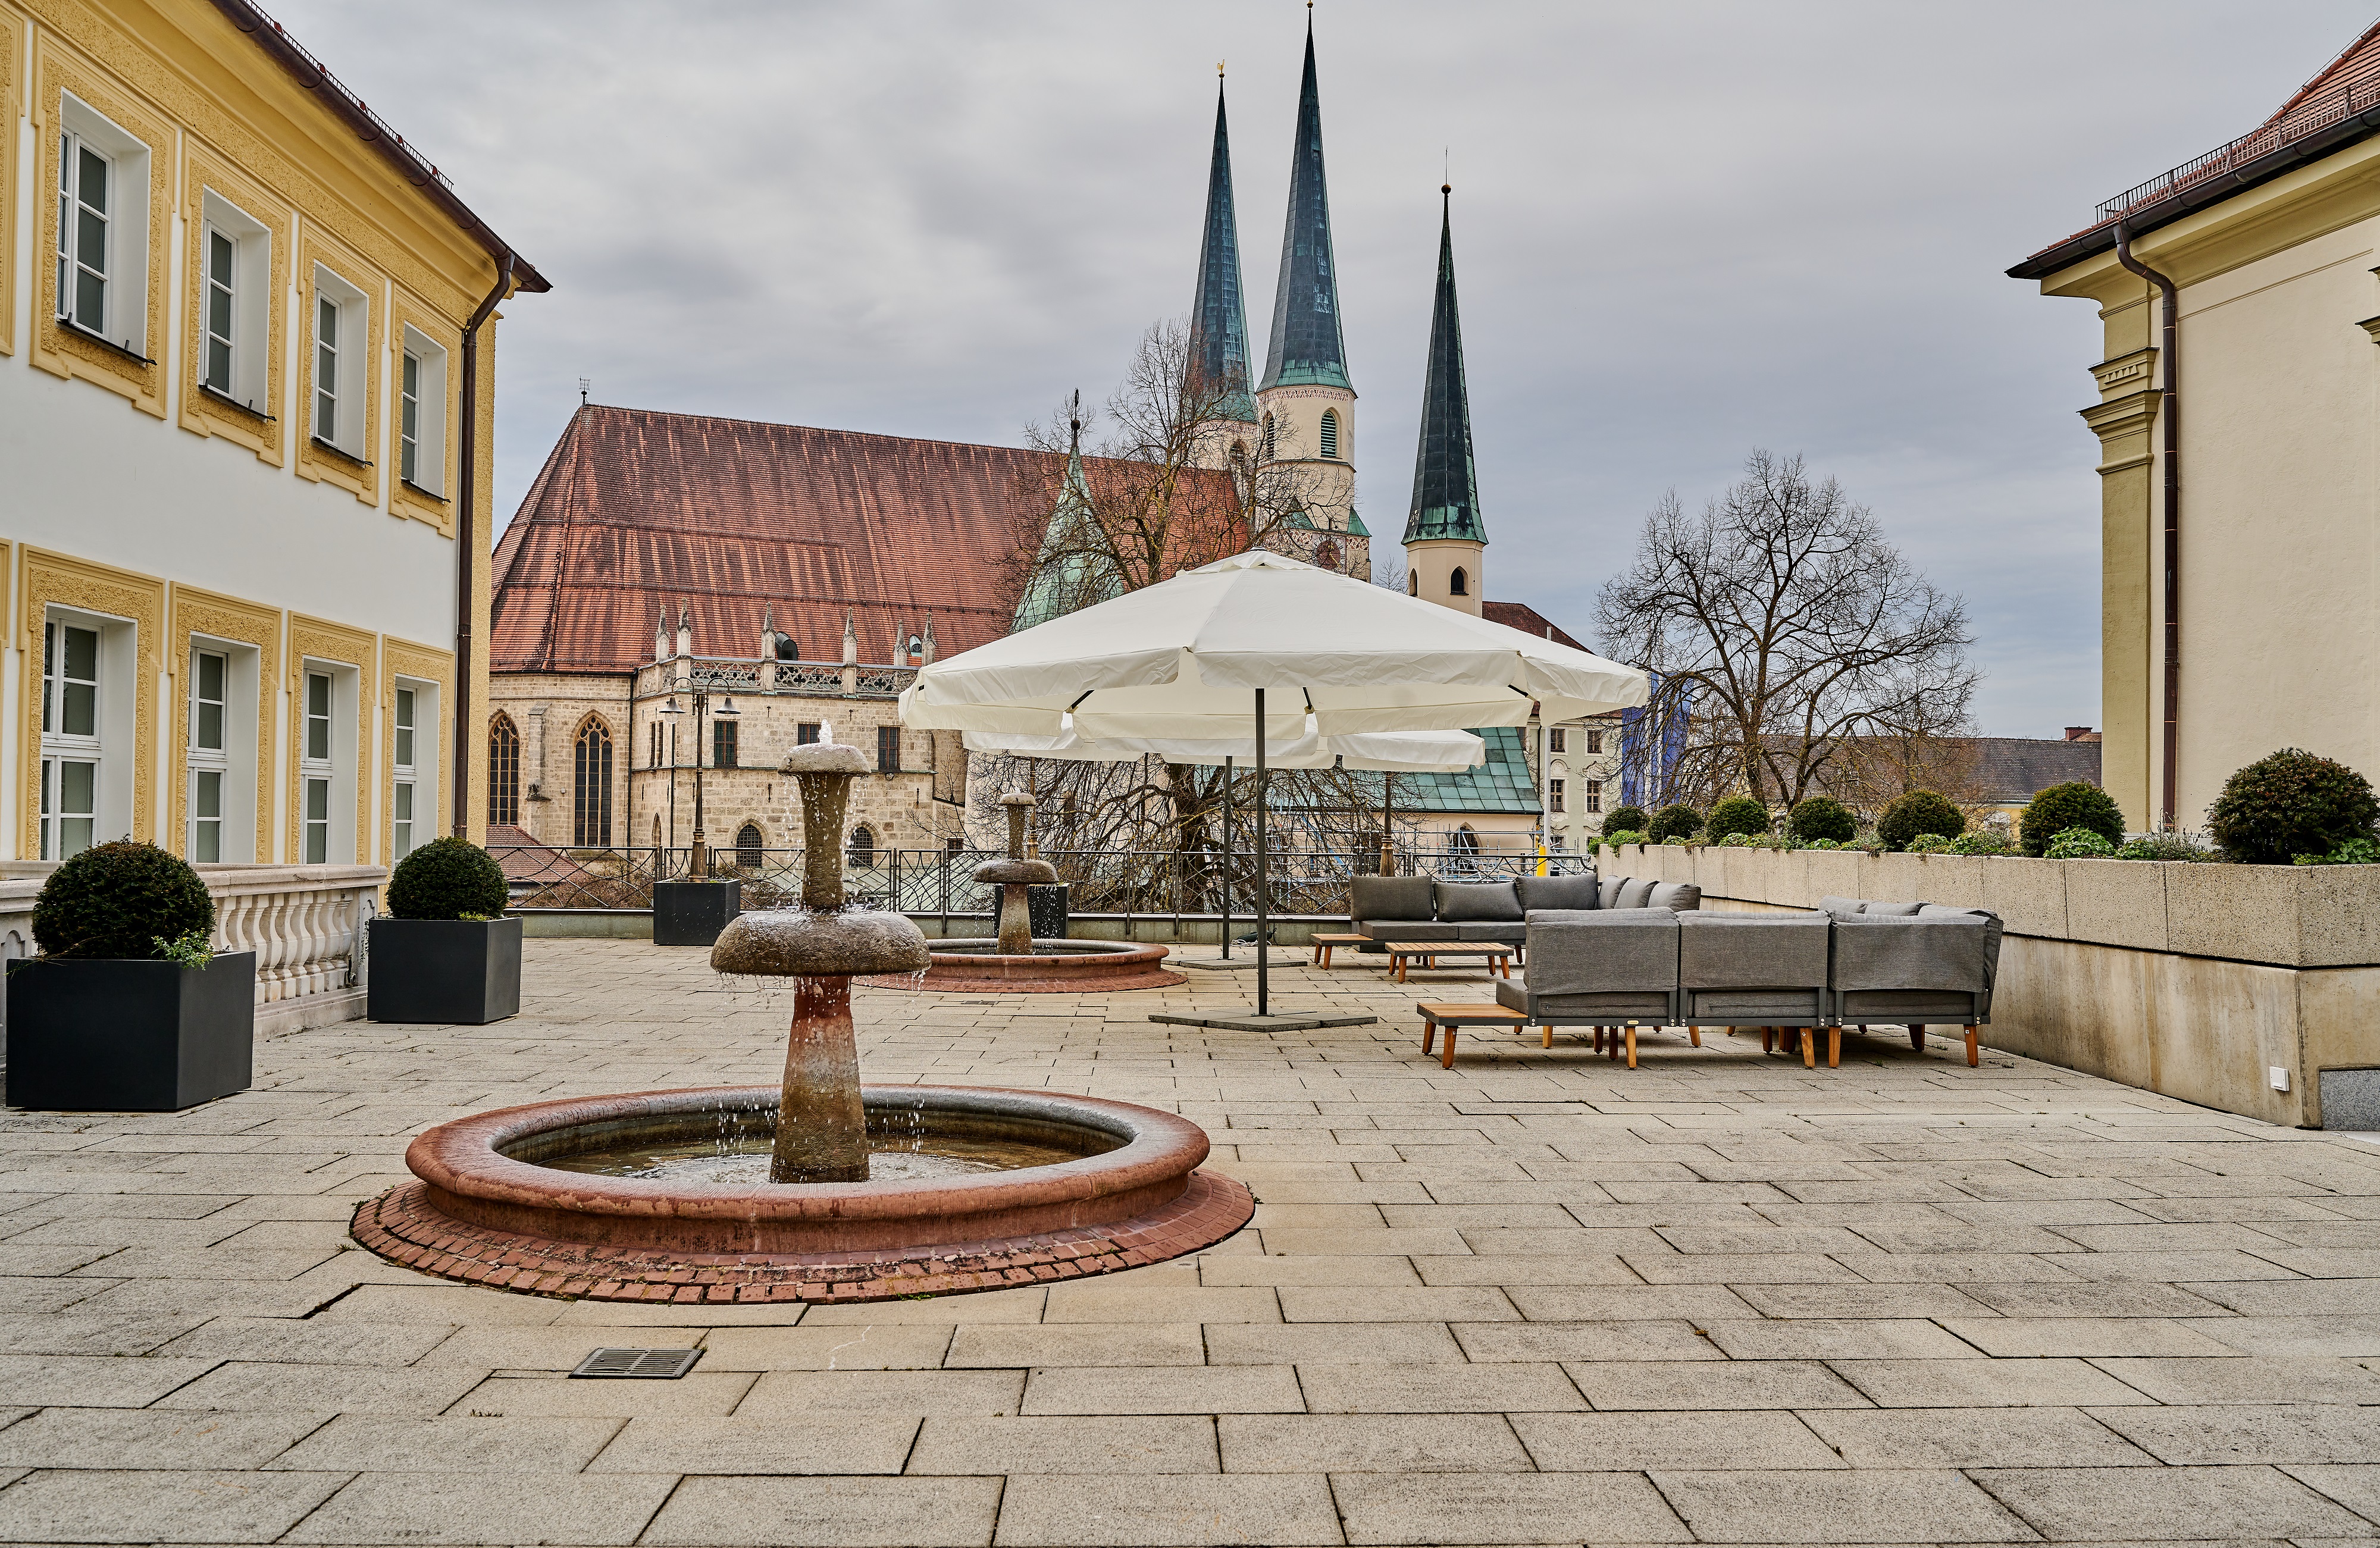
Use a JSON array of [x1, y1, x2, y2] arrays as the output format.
[[903, 551, 1650, 1019]]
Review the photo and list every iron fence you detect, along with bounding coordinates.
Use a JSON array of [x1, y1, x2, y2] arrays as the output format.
[[491, 843, 1595, 923]]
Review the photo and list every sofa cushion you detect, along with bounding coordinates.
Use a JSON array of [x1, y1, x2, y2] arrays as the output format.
[[1614, 877, 1658, 910], [1819, 895, 1921, 919], [1351, 875, 1435, 923], [1434, 880, 1524, 922], [1830, 913, 1996, 992], [1361, 922, 1445, 943], [1516, 872, 1599, 912], [1524, 908, 1679, 995], [1599, 873, 1627, 910], [1678, 911, 1828, 988], [1455, 923, 1527, 944], [1820, 895, 1867, 920], [1646, 882, 1702, 913], [1864, 900, 1922, 916]]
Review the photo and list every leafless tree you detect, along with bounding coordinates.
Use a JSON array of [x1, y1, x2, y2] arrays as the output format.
[[1593, 450, 1978, 811]]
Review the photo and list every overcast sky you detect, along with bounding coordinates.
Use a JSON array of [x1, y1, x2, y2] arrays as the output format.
[[278, 0, 2373, 737]]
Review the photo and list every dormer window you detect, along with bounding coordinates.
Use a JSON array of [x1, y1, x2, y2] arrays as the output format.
[[1319, 408, 1339, 460], [1449, 566, 1469, 597]]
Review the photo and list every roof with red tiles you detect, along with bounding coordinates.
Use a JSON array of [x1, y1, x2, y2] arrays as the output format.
[[1481, 599, 1584, 653], [490, 406, 1081, 675]]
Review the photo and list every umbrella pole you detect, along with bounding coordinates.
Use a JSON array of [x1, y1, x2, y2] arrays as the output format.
[[1255, 690, 1269, 1017], [1220, 756, 1232, 960]]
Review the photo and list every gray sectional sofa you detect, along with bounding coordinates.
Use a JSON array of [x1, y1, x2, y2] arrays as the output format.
[[1349, 871, 1702, 956]]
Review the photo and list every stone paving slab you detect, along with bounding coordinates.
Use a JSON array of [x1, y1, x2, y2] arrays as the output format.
[[4, 938, 2380, 1546]]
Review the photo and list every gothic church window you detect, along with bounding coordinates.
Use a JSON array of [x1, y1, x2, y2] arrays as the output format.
[[573, 719, 613, 847], [487, 713, 521, 827], [1449, 566, 1468, 597], [847, 825, 876, 869], [735, 822, 763, 867], [1319, 409, 1339, 459], [877, 725, 900, 773]]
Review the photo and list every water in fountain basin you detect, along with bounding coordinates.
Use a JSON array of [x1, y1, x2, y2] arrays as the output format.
[[542, 1130, 1098, 1186]]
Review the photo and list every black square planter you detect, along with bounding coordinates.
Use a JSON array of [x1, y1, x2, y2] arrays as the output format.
[[368, 917, 522, 1025], [6, 952, 256, 1111], [653, 880, 741, 947], [1028, 883, 1069, 940]]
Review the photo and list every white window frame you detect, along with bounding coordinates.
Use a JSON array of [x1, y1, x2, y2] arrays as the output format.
[[54, 95, 151, 357], [390, 678, 439, 861], [1586, 779, 1604, 814], [1587, 729, 1605, 755], [1548, 777, 1565, 814], [397, 325, 449, 496], [1548, 727, 1566, 754], [187, 648, 229, 863], [310, 265, 370, 461], [298, 660, 358, 864], [198, 190, 271, 413], [184, 638, 261, 863], [39, 607, 136, 860]]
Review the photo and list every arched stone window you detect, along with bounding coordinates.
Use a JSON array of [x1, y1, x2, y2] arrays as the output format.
[[735, 822, 764, 867], [847, 825, 876, 869], [1319, 408, 1339, 460], [487, 713, 521, 827], [1314, 539, 1341, 572], [1449, 566, 1469, 597], [1451, 825, 1479, 854], [1407, 571, 1417, 596], [572, 718, 613, 847]]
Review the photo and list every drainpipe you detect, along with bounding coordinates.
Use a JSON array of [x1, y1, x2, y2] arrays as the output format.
[[451, 253, 517, 836], [2112, 221, 2181, 832]]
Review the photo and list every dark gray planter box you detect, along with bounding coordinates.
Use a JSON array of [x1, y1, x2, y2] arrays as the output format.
[[653, 880, 741, 946], [1028, 883, 1069, 939], [368, 917, 521, 1025], [6, 952, 256, 1111]]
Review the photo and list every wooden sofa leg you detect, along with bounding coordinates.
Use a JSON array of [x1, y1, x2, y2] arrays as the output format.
[[1761, 1028, 1774, 1054], [1827, 1027, 1842, 1068], [1688, 1025, 1701, 1048], [1800, 1028, 1815, 1069], [1965, 1024, 1980, 1067], [1541, 1024, 1553, 1049], [1908, 1023, 1925, 1051], [1624, 1023, 1638, 1068], [1422, 1020, 1436, 1055], [1441, 1026, 1458, 1070]]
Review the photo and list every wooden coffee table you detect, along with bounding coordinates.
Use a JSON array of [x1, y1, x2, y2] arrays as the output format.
[[1385, 941, 1514, 983], [1308, 933, 1370, 969], [1417, 1002, 1531, 1068]]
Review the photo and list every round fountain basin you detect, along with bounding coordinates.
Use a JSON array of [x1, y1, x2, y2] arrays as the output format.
[[351, 1085, 1251, 1301], [873, 938, 1186, 992]]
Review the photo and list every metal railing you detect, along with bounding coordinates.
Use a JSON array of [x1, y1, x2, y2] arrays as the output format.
[[492, 844, 1596, 924], [2096, 71, 2380, 225]]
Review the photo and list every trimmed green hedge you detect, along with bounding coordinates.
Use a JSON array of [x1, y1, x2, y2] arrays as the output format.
[[33, 842, 214, 960], [387, 836, 509, 921]]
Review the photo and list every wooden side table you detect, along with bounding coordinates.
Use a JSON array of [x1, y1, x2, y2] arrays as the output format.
[[1417, 1002, 1532, 1068], [1386, 942, 1514, 983], [1308, 933, 1370, 969]]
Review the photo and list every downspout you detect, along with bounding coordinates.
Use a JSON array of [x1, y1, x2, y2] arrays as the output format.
[[2112, 221, 2181, 832], [452, 253, 516, 836]]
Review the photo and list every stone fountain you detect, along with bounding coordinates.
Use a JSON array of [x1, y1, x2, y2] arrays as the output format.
[[870, 787, 1186, 994], [349, 732, 1247, 1303]]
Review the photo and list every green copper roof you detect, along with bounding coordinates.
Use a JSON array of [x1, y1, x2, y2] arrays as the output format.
[[1340, 725, 1540, 814], [1190, 79, 1257, 426], [1344, 508, 1370, 538], [1011, 437, 1120, 632], [1402, 190, 1486, 546], [1258, 20, 1352, 394]]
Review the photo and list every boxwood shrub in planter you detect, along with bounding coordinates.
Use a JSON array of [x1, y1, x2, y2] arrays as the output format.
[[2021, 782, 2124, 857], [1787, 796, 1856, 844], [7, 842, 253, 1112], [1878, 789, 1965, 851], [2206, 748, 2380, 864], [1646, 804, 1703, 844], [369, 837, 519, 1025], [1706, 796, 1771, 841]]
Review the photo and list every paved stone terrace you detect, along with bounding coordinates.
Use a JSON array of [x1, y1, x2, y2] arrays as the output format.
[[2, 939, 2379, 1547]]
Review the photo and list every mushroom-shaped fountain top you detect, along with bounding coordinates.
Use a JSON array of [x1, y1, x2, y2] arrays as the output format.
[[974, 857, 1058, 886]]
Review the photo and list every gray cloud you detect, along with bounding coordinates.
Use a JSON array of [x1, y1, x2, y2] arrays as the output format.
[[270, 0, 2374, 735]]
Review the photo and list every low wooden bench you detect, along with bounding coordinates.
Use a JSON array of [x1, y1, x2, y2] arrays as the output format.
[[1386, 941, 1515, 983], [1416, 1002, 1531, 1068], [1308, 933, 1370, 969]]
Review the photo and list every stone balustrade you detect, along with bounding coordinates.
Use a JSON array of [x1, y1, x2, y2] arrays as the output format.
[[0, 863, 386, 1054]]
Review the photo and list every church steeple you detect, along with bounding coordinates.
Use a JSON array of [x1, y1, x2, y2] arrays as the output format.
[[1259, 14, 1351, 393], [1404, 186, 1486, 615], [1013, 399, 1120, 632], [1190, 70, 1257, 426]]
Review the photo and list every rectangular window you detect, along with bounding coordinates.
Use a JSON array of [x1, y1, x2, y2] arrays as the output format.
[[649, 722, 663, 769], [44, 621, 99, 739], [394, 686, 416, 770], [392, 685, 417, 861], [314, 293, 340, 444], [392, 781, 414, 860], [1586, 779, 1604, 813], [203, 228, 234, 392], [57, 133, 109, 334], [190, 770, 223, 863], [1587, 730, 1605, 755], [1549, 778, 1565, 814], [187, 649, 228, 863], [797, 722, 821, 745], [877, 725, 899, 773], [40, 758, 98, 861], [303, 776, 330, 864], [1548, 728, 1566, 754], [306, 671, 331, 762], [399, 350, 419, 485], [712, 717, 737, 769]]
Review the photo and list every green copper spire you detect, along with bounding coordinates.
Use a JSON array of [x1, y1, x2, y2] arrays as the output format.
[[1013, 402, 1121, 632], [1404, 187, 1485, 546], [1190, 73, 1257, 425], [1259, 15, 1352, 393]]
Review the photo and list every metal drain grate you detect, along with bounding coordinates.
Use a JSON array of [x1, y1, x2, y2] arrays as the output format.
[[569, 1347, 702, 1379]]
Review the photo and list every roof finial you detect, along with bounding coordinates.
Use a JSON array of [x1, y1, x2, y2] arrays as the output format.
[[1067, 388, 1081, 452], [1217, 59, 1225, 77]]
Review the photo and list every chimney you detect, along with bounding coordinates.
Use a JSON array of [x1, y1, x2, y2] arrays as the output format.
[[2063, 726, 2094, 741]]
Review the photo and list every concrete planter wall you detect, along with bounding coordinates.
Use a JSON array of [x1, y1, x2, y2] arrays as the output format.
[[1599, 843, 2380, 1129]]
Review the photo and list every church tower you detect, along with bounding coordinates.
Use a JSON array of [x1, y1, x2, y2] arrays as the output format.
[[1403, 186, 1486, 616], [1188, 70, 1258, 469], [1255, 13, 1360, 559]]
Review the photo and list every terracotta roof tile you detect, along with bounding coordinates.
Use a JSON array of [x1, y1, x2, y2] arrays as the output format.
[[1481, 600, 1584, 653]]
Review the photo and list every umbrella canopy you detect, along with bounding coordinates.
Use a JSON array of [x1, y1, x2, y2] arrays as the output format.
[[962, 725, 1486, 773], [901, 550, 1648, 739]]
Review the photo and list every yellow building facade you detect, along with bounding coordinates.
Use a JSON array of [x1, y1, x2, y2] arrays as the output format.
[[0, 0, 541, 864], [2012, 23, 2380, 833]]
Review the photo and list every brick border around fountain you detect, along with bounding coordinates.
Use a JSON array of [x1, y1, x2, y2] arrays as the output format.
[[865, 941, 1187, 993]]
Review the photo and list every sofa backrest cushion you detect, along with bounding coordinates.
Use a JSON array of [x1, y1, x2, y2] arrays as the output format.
[[1599, 873, 1627, 910], [1351, 875, 1435, 923], [1516, 872, 1599, 912], [1614, 877, 1658, 910], [1434, 880, 1524, 922], [1820, 895, 1921, 919], [1820, 895, 1867, 920], [1646, 882, 1702, 912], [1863, 900, 1923, 916], [1830, 912, 1996, 992], [1524, 908, 1680, 995], [1679, 911, 1828, 987]]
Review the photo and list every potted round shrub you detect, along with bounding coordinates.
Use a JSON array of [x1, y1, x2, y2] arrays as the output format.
[[369, 837, 520, 1024], [2206, 748, 2379, 864], [2019, 782, 2124, 857], [1706, 795, 1772, 841], [7, 842, 253, 1111], [1787, 796, 1856, 845], [1878, 789, 1965, 851]]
